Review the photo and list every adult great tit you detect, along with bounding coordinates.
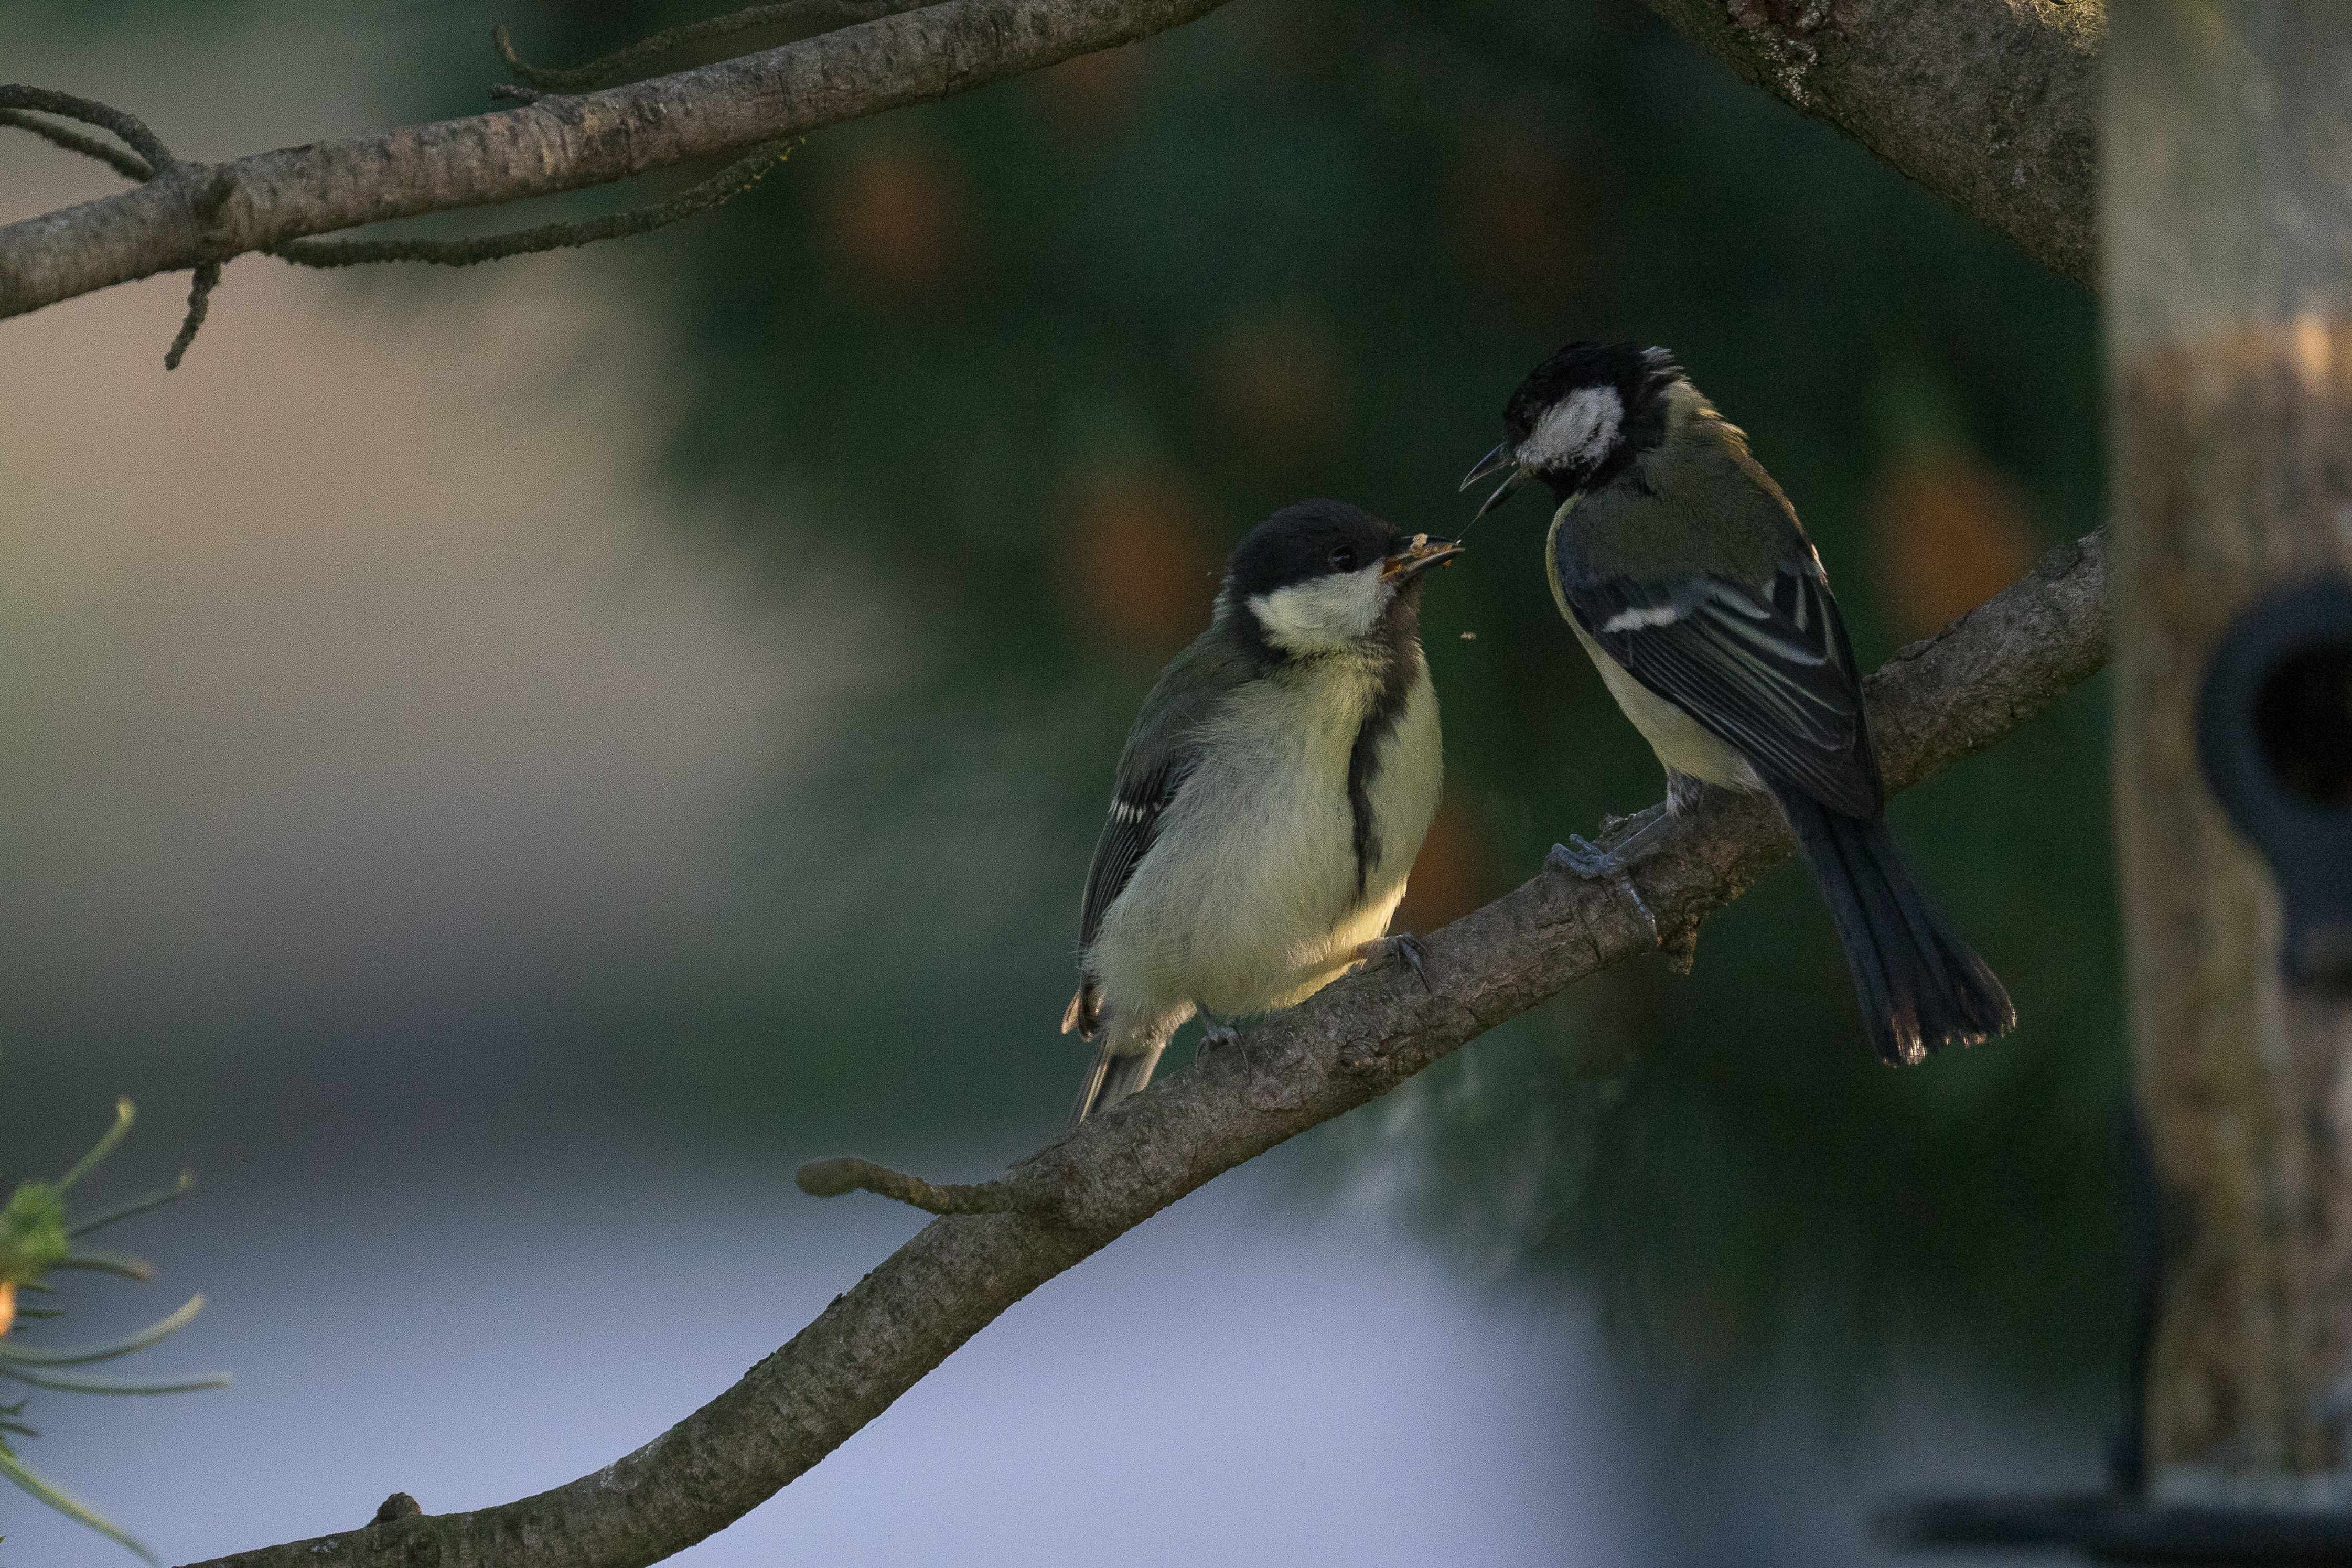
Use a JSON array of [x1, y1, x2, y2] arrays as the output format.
[[1062, 500, 1462, 1126], [1464, 342, 2013, 1065]]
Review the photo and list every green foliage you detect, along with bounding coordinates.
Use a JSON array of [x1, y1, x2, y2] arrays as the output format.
[[0, 1184, 72, 1293], [0, 1100, 227, 1565]]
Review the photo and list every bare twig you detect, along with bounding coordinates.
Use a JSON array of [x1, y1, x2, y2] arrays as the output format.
[[162, 262, 219, 370], [493, 1, 938, 93], [0, 0, 1238, 326], [0, 109, 152, 181], [174, 532, 2111, 1568], [271, 142, 795, 271], [0, 87, 169, 179]]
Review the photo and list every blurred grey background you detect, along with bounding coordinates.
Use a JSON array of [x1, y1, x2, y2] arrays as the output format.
[[2, 2, 2113, 1562]]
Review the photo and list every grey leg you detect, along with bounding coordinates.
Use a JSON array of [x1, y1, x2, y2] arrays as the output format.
[[1191, 1012, 1255, 1093]]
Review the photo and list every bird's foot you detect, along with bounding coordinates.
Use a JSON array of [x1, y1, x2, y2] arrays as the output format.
[[1545, 801, 1671, 879], [1350, 932, 1432, 992], [1194, 1015, 1247, 1076], [1546, 818, 1663, 949], [1547, 835, 1627, 877]]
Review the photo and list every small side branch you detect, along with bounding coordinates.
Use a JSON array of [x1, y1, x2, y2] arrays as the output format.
[[493, 1, 933, 94], [795, 1157, 1055, 1217], [0, 87, 169, 178], [0, 109, 152, 181], [163, 262, 219, 371], [272, 142, 795, 271]]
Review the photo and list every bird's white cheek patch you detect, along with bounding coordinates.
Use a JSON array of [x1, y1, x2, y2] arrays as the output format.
[[1248, 566, 1387, 652], [1520, 386, 1623, 472], [1601, 604, 1684, 633]]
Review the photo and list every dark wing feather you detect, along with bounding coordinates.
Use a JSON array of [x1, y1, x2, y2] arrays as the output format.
[[1575, 565, 1883, 818], [1064, 633, 1245, 1038], [1077, 754, 1195, 957], [1062, 752, 1197, 1040]]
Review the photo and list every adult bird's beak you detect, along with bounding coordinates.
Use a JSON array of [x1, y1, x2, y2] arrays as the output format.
[[1381, 533, 1466, 583], [1459, 441, 1529, 521]]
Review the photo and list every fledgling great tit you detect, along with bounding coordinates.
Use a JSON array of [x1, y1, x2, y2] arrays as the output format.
[[1061, 500, 1462, 1126], [1464, 342, 2013, 1065]]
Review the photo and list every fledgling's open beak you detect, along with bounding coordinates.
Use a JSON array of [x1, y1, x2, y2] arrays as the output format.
[[1460, 442, 1529, 521], [1381, 533, 1466, 583]]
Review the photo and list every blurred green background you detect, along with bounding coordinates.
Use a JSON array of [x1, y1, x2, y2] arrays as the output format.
[[595, 0, 2122, 1377], [1, 0, 2117, 1561]]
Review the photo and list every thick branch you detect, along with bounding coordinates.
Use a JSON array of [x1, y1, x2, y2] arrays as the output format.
[[178, 531, 2109, 1568], [0, 0, 1231, 320], [1636, 0, 2102, 289]]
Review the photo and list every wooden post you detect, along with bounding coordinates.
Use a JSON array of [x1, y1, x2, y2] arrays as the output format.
[[2111, 2, 2352, 1500]]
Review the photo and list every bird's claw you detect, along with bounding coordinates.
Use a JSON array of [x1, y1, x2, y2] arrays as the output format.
[[1546, 842, 1659, 946], [1194, 1016, 1249, 1079], [1547, 836, 1621, 877], [1352, 932, 1432, 992]]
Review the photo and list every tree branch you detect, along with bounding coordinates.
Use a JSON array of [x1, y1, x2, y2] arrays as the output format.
[[1635, 0, 2102, 289], [176, 531, 2109, 1568], [0, 0, 1233, 324]]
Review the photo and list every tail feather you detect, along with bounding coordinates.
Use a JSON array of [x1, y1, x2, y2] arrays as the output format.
[[1069, 1038, 1167, 1131], [1068, 1002, 1185, 1130], [1773, 786, 2015, 1065]]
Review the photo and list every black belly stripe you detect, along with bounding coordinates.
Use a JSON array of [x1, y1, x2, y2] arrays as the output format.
[[1345, 629, 1421, 904]]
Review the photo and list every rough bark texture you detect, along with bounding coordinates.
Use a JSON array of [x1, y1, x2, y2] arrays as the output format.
[[1638, 0, 2102, 289], [0, 0, 1230, 319], [176, 531, 2110, 1568], [2109, 3, 2352, 1498]]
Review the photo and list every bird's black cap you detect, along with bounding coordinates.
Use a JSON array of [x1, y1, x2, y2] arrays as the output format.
[[1226, 499, 1406, 599], [1500, 341, 1681, 445]]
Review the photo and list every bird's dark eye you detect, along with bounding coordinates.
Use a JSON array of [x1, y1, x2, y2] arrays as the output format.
[[1328, 544, 1359, 572]]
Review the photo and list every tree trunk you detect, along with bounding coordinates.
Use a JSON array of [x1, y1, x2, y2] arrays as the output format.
[[2111, 1, 2352, 1500]]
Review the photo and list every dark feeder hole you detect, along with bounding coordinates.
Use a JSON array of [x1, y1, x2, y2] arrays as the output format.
[[2252, 643, 2352, 808], [2198, 576, 2352, 985]]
